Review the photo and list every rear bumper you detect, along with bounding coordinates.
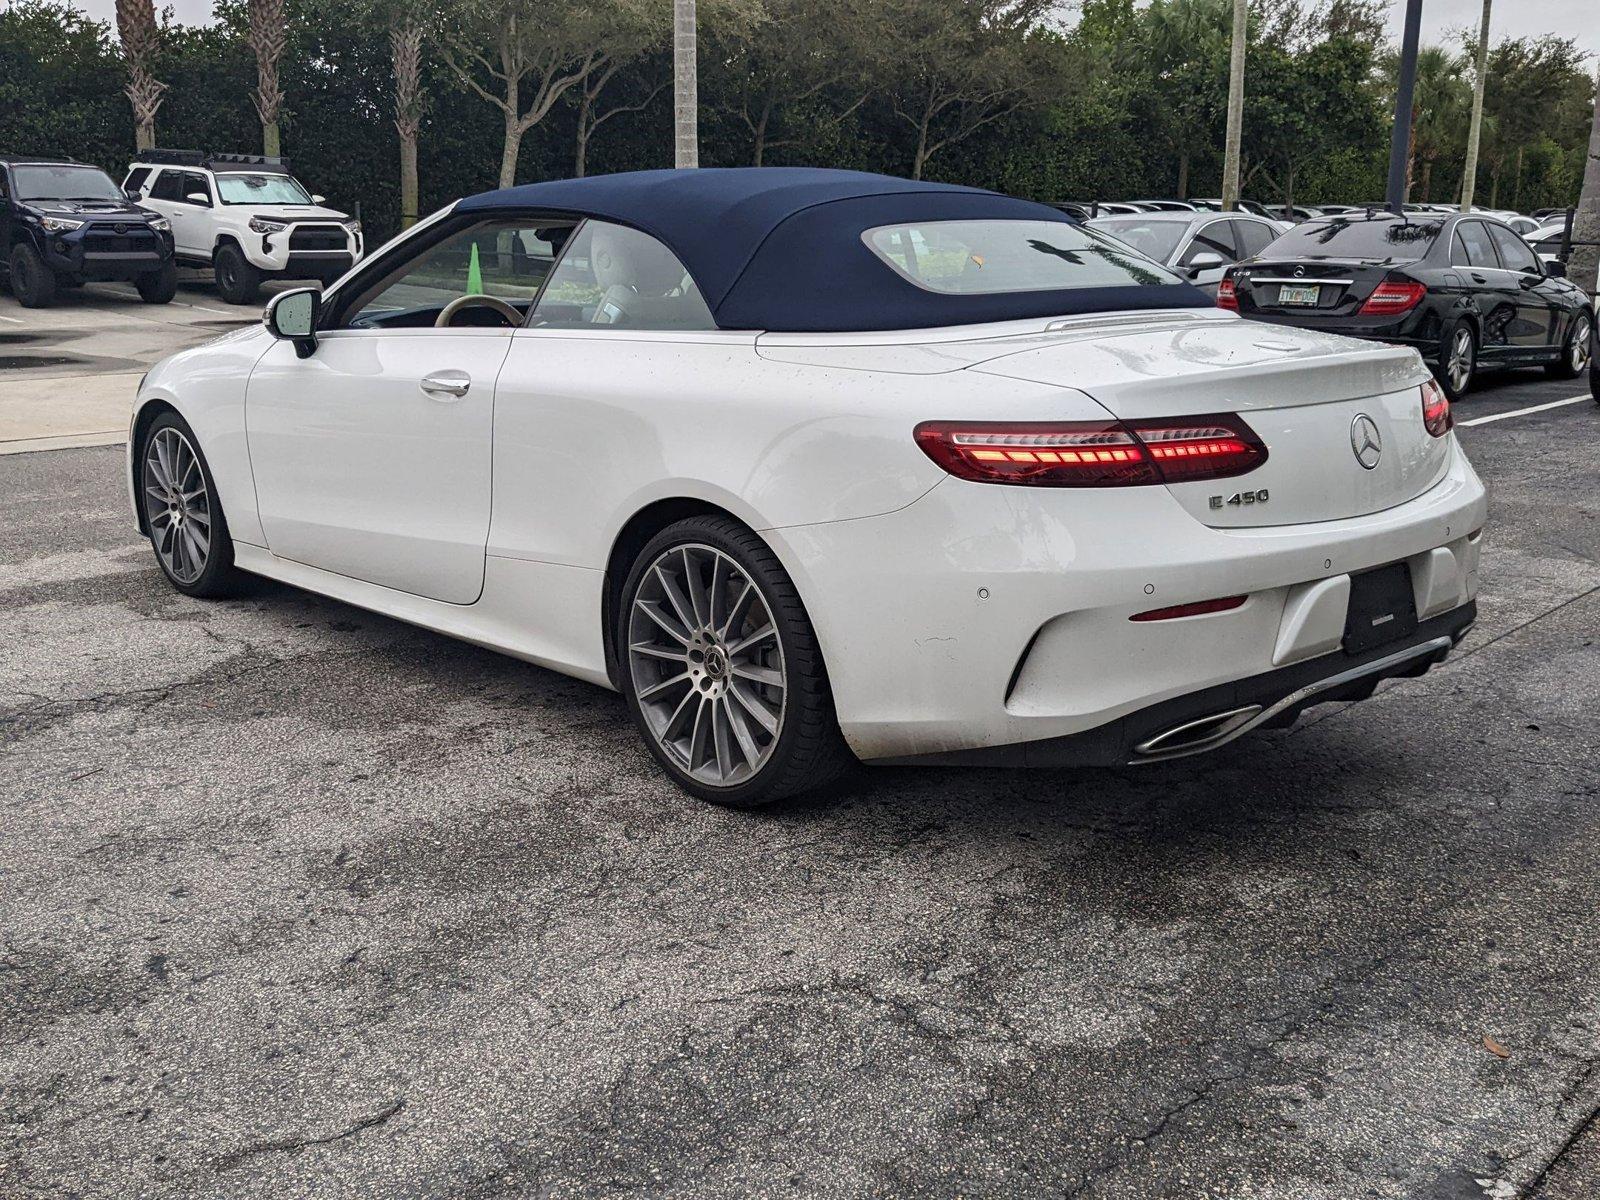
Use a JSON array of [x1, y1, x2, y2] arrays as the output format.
[[1244, 310, 1442, 361], [766, 439, 1487, 763], [882, 603, 1474, 766]]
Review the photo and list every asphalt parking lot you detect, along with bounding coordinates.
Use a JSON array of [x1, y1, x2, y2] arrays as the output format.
[[3, 285, 1599, 1199]]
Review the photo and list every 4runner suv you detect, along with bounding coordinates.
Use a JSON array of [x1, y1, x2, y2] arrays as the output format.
[[125, 150, 363, 304], [1, 157, 176, 307]]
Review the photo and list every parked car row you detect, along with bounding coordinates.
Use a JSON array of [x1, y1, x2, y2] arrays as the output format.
[[0, 150, 362, 307]]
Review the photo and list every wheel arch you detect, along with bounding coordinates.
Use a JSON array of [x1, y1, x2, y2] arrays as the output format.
[[128, 396, 181, 535]]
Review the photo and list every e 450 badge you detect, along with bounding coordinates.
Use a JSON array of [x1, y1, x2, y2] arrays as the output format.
[[1210, 488, 1270, 510]]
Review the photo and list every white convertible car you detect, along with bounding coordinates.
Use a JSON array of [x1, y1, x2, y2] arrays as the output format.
[[130, 169, 1486, 806]]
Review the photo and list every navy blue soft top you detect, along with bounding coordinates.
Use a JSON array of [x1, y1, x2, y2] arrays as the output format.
[[456, 168, 1212, 333]]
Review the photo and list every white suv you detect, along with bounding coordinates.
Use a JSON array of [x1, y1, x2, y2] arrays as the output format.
[[124, 151, 363, 304]]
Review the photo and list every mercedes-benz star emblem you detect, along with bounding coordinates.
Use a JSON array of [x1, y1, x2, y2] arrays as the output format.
[[1294, 265, 1306, 278], [1350, 414, 1383, 470]]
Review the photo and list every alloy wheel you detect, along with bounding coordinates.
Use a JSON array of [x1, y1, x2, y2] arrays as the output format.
[[1572, 317, 1593, 375], [143, 427, 212, 584], [1447, 328, 1474, 393], [627, 543, 787, 788]]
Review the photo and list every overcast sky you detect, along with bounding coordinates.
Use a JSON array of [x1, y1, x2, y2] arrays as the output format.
[[66, 0, 1600, 60]]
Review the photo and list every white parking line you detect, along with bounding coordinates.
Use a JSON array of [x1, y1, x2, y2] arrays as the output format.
[[1458, 394, 1592, 427]]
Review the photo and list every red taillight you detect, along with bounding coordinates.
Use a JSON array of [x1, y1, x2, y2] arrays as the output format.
[[1130, 595, 1248, 622], [1358, 279, 1427, 315], [1420, 378, 1452, 437], [914, 414, 1267, 488], [1216, 277, 1239, 310]]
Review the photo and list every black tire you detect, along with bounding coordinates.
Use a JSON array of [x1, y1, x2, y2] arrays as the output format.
[[138, 410, 245, 598], [617, 515, 853, 808], [136, 260, 178, 304], [1434, 318, 1476, 402], [1547, 310, 1592, 380], [213, 244, 261, 305], [10, 243, 58, 308]]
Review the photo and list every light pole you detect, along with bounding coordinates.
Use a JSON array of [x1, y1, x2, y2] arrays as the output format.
[[673, 0, 698, 168], [1385, 0, 1424, 214]]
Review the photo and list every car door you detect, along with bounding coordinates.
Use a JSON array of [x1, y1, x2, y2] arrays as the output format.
[[1451, 220, 1515, 362], [1176, 219, 1239, 293], [146, 169, 210, 257], [0, 168, 13, 263], [245, 214, 568, 605], [1486, 221, 1559, 359]]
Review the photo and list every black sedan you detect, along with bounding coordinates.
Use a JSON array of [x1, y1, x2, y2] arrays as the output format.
[[1219, 211, 1594, 400]]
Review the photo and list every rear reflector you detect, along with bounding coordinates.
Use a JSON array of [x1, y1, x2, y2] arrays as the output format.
[[1359, 279, 1427, 315], [1420, 378, 1452, 437], [1130, 595, 1248, 622], [915, 415, 1267, 487], [1216, 278, 1239, 310]]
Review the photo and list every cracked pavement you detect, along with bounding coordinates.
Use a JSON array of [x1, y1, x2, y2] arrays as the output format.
[[2, 371, 1599, 1199]]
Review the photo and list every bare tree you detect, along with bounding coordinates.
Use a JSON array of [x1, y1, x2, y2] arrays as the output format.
[[1571, 60, 1600, 302], [882, 0, 1051, 181], [1220, 0, 1246, 211], [1460, 0, 1491, 210], [442, 0, 603, 188], [390, 12, 426, 227], [247, 0, 288, 157], [115, 0, 165, 152]]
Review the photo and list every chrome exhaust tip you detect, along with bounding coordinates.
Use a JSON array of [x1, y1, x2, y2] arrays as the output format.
[[1132, 705, 1264, 758]]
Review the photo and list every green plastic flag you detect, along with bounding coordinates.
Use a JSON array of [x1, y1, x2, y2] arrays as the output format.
[[466, 242, 484, 295]]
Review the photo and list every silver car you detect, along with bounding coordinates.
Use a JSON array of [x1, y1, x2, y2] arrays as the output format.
[[1085, 210, 1283, 294]]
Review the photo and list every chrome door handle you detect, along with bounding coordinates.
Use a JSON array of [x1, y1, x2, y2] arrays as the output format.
[[420, 370, 471, 400]]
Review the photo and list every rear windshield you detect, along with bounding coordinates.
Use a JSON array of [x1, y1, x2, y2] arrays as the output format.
[[1263, 217, 1441, 263], [1086, 218, 1187, 263], [863, 220, 1182, 294], [12, 164, 123, 202], [215, 172, 313, 205]]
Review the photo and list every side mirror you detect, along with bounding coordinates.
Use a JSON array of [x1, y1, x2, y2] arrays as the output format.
[[1185, 251, 1225, 277], [265, 287, 321, 358], [185, 191, 211, 207], [1545, 260, 1567, 279], [311, 194, 326, 205], [125, 187, 143, 202]]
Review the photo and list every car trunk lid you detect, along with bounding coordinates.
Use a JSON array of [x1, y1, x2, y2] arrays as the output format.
[[970, 317, 1450, 527], [1231, 258, 1398, 318]]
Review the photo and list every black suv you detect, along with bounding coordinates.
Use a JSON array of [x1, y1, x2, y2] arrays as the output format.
[[1, 157, 177, 307]]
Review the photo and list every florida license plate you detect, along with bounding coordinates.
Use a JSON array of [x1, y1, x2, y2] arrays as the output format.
[[1278, 283, 1321, 306], [1343, 562, 1419, 654]]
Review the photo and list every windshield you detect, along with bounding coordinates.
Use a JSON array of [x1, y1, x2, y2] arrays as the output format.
[[13, 164, 124, 202], [1086, 218, 1187, 263], [863, 220, 1182, 294], [215, 173, 314, 205], [1264, 217, 1441, 263]]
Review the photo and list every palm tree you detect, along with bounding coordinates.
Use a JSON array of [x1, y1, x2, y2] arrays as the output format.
[[1571, 61, 1600, 300], [390, 11, 426, 228], [673, 0, 697, 167], [1461, 0, 1491, 210], [115, 0, 165, 151], [1407, 47, 1470, 203], [247, 0, 288, 157], [1220, 0, 1246, 211]]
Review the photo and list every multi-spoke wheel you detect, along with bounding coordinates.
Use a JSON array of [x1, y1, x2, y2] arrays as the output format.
[[1549, 311, 1592, 380], [619, 516, 851, 807], [139, 412, 241, 597], [1437, 320, 1476, 402]]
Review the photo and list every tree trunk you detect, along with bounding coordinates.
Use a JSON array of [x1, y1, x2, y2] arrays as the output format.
[[576, 91, 592, 177], [1177, 149, 1189, 199], [1511, 144, 1524, 211], [399, 132, 418, 228], [673, 0, 698, 168], [262, 121, 281, 158], [116, 0, 166, 153], [1284, 162, 1294, 213], [912, 120, 930, 180], [247, 0, 287, 159], [500, 115, 523, 189], [752, 98, 772, 167], [1461, 0, 1491, 211], [1570, 59, 1600, 300], [1220, 0, 1247, 211], [1420, 157, 1433, 203], [1490, 164, 1500, 209]]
